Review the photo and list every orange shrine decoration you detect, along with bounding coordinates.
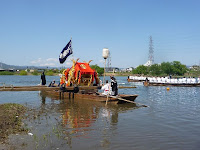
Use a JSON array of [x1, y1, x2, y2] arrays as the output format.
[[60, 59, 100, 87]]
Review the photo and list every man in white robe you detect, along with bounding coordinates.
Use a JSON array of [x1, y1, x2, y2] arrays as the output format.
[[101, 80, 110, 95]]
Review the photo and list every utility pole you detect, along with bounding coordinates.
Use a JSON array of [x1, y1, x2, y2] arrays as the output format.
[[148, 36, 154, 65]]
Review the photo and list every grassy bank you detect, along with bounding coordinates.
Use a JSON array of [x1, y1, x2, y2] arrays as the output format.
[[0, 103, 28, 142], [0, 71, 14, 75], [105, 72, 132, 76], [0, 71, 58, 76]]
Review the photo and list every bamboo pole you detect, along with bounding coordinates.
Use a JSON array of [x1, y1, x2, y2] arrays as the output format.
[[109, 95, 148, 107]]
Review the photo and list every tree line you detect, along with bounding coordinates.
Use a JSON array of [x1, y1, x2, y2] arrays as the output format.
[[132, 61, 188, 76], [0, 61, 198, 77]]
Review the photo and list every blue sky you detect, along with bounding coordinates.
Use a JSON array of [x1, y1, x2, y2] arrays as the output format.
[[0, 0, 200, 68]]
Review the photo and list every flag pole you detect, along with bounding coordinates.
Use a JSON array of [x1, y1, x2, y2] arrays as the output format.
[[70, 37, 74, 60]]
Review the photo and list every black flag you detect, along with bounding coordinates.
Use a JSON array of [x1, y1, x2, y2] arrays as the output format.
[[59, 40, 73, 64]]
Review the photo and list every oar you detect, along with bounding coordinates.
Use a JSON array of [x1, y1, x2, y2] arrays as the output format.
[[109, 95, 148, 107]]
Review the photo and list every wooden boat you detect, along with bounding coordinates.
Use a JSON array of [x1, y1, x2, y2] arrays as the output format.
[[42, 89, 138, 105], [54, 59, 140, 104], [143, 81, 200, 87], [127, 78, 145, 82], [0, 59, 140, 105]]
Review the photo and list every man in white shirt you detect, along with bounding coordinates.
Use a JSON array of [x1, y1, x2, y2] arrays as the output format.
[[101, 80, 110, 95]]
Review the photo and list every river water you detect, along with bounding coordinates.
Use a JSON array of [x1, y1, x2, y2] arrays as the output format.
[[0, 75, 200, 150]]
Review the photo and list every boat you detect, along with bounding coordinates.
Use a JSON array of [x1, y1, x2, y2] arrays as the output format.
[[127, 76, 146, 82], [44, 59, 139, 104], [143, 81, 200, 87], [0, 84, 138, 104], [54, 59, 139, 103], [0, 59, 139, 104], [41, 89, 138, 104], [127, 75, 200, 87]]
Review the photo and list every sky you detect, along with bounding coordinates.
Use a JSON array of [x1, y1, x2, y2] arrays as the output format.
[[0, 0, 200, 68]]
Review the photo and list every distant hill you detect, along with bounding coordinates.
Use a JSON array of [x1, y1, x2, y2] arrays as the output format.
[[0, 62, 57, 70]]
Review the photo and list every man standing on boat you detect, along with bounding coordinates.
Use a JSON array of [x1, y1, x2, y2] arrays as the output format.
[[41, 72, 46, 85], [110, 76, 118, 96], [101, 80, 110, 95]]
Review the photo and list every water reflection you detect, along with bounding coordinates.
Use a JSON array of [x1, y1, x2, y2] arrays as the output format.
[[22, 91, 138, 149]]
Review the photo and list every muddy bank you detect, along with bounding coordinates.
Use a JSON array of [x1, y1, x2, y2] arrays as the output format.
[[0, 103, 27, 143]]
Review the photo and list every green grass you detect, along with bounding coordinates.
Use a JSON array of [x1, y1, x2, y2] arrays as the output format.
[[0, 71, 14, 75], [46, 71, 54, 76], [19, 70, 28, 75], [32, 71, 39, 75]]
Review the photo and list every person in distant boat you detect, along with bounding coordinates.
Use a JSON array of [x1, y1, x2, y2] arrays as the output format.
[[41, 72, 46, 85], [110, 76, 118, 96], [101, 80, 110, 95], [48, 80, 57, 87]]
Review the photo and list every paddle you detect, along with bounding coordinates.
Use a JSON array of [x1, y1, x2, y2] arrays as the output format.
[[109, 95, 148, 107]]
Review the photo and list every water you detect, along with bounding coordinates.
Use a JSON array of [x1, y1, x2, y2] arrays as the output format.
[[1, 75, 200, 150]]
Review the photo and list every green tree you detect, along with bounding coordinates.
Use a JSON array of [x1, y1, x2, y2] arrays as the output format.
[[171, 61, 187, 76], [46, 71, 54, 76], [161, 62, 172, 75], [51, 69, 59, 73], [32, 70, 38, 75], [60, 69, 66, 74], [90, 65, 104, 76], [149, 64, 162, 76], [132, 65, 149, 75]]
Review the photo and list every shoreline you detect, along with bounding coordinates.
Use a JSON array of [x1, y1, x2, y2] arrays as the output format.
[[0, 72, 133, 77]]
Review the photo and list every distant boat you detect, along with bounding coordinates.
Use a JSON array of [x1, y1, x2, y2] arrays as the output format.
[[127, 76, 146, 82], [128, 76, 200, 87], [143, 81, 200, 87]]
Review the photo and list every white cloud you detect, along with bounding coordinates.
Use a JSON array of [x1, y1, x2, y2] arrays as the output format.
[[46, 58, 57, 62], [40, 63, 56, 66], [99, 59, 105, 64], [30, 58, 73, 67], [30, 58, 42, 64], [30, 58, 57, 67]]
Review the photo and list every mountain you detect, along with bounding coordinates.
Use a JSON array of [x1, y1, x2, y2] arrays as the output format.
[[0, 62, 57, 70]]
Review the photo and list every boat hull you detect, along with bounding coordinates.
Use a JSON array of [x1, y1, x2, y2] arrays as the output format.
[[42, 90, 138, 104]]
